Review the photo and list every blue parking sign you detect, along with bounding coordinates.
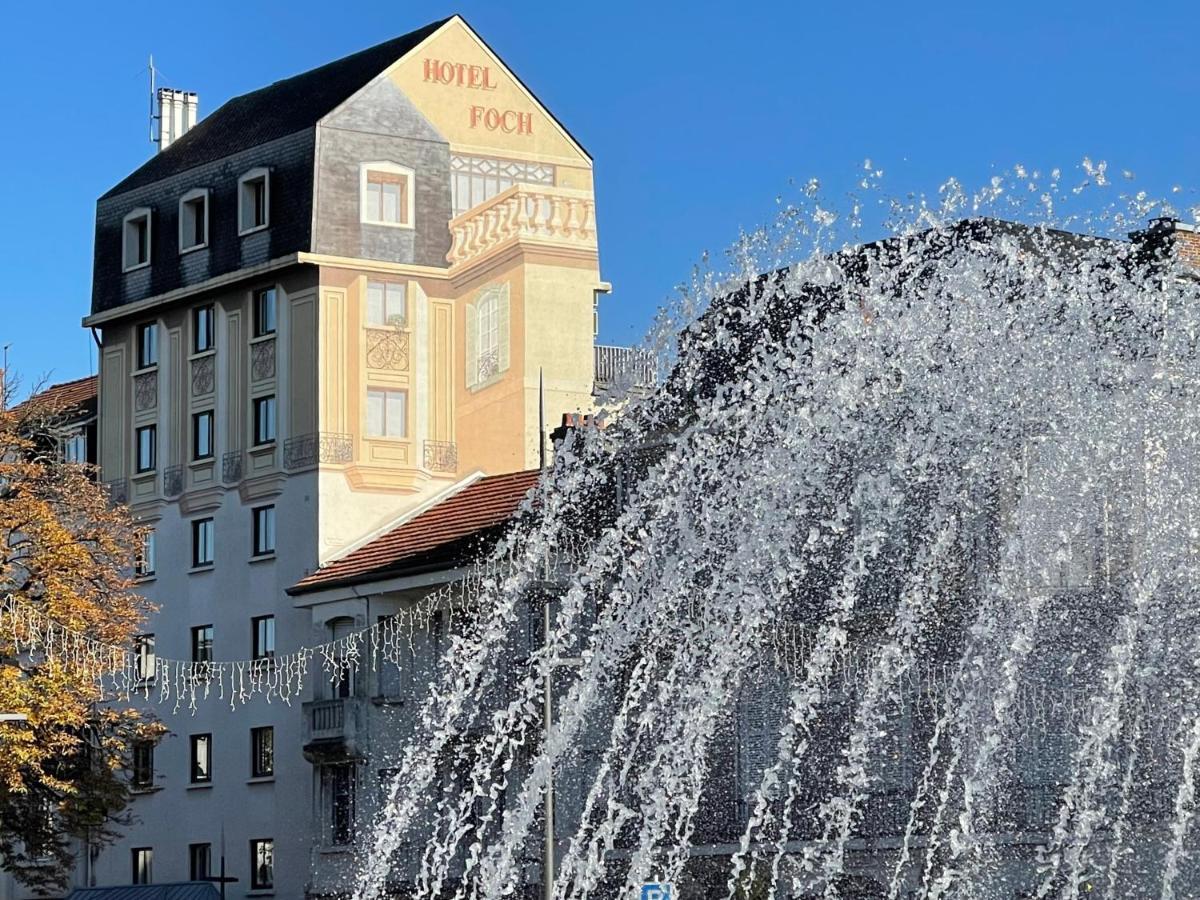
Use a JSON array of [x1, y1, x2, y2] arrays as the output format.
[[641, 884, 673, 900]]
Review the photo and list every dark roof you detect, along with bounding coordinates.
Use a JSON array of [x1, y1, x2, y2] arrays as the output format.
[[290, 469, 541, 594], [67, 883, 220, 900], [101, 17, 451, 199], [13, 374, 98, 416]]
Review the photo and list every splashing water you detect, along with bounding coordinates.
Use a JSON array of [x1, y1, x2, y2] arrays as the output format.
[[353, 166, 1200, 899]]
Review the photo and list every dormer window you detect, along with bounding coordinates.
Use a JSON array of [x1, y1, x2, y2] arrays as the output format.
[[123, 208, 151, 271], [360, 163, 413, 228], [179, 189, 209, 252], [239, 168, 270, 234]]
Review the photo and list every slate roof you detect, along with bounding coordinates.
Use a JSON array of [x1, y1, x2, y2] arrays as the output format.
[[289, 469, 541, 594], [67, 883, 220, 900], [100, 17, 451, 199], [13, 374, 98, 416]]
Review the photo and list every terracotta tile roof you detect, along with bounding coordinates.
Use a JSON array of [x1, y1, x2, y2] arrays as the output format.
[[289, 469, 543, 594], [14, 374, 98, 416]]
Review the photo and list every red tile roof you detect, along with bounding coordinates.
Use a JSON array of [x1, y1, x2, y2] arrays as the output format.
[[14, 375, 98, 416], [289, 469, 543, 594]]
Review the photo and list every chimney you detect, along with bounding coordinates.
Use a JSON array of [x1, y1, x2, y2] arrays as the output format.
[[157, 88, 198, 152]]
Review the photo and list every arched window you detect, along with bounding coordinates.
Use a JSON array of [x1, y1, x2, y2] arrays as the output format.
[[466, 283, 510, 390]]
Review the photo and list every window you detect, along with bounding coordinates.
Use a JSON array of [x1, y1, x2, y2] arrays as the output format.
[[450, 154, 555, 217], [250, 839, 274, 890], [189, 843, 211, 881], [192, 518, 214, 568], [254, 288, 277, 337], [132, 740, 154, 789], [321, 764, 357, 846], [123, 209, 151, 271], [360, 163, 413, 227], [192, 411, 214, 460], [252, 505, 276, 557], [365, 281, 407, 327], [239, 169, 270, 233], [191, 625, 213, 664], [366, 389, 407, 438], [251, 726, 274, 778], [135, 425, 156, 473], [179, 189, 208, 252], [253, 396, 276, 445], [190, 734, 211, 783], [134, 634, 155, 682], [62, 430, 87, 464], [136, 530, 156, 578], [137, 322, 158, 369], [466, 284, 510, 389], [131, 848, 153, 885], [252, 615, 275, 660], [194, 305, 214, 353]]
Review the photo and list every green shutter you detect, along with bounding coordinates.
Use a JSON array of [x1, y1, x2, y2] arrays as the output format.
[[465, 301, 478, 389], [498, 284, 511, 374]]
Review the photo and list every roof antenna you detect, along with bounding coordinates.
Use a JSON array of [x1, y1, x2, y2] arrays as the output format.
[[148, 55, 158, 145]]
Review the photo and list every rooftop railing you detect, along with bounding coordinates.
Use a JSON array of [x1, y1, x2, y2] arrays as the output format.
[[447, 185, 597, 268]]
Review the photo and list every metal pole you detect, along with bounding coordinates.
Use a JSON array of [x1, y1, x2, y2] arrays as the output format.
[[539, 367, 554, 900]]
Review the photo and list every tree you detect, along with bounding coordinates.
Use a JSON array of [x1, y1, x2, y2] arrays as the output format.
[[0, 377, 161, 890]]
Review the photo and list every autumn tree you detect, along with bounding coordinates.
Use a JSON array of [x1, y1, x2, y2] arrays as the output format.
[[0, 376, 159, 890]]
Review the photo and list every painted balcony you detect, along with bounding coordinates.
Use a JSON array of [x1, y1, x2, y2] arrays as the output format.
[[301, 696, 367, 762], [447, 184, 597, 268]]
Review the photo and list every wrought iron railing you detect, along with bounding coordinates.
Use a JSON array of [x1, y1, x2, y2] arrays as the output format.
[[105, 478, 128, 505], [162, 465, 184, 497], [423, 440, 458, 473], [594, 345, 656, 392], [284, 433, 354, 470]]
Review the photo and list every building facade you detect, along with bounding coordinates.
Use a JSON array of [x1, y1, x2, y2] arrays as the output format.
[[56, 16, 635, 900]]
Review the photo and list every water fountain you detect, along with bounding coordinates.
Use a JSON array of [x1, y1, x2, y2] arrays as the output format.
[[353, 168, 1200, 899]]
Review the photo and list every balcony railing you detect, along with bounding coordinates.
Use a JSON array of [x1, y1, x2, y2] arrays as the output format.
[[221, 450, 244, 484], [423, 440, 458, 473], [594, 345, 656, 393], [104, 478, 128, 506], [302, 697, 366, 762], [162, 465, 184, 497], [284, 433, 354, 470], [447, 185, 597, 268]]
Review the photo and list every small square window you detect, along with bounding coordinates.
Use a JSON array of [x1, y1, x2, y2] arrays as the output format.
[[366, 281, 407, 327], [190, 733, 211, 783], [254, 288, 277, 337], [189, 843, 211, 881], [253, 396, 276, 446], [240, 170, 270, 233], [136, 530, 156, 578], [191, 625, 213, 664], [131, 848, 153, 885], [253, 505, 276, 557], [252, 615, 275, 660], [179, 189, 208, 252], [135, 634, 156, 682], [137, 323, 158, 369], [192, 411, 214, 460], [250, 839, 274, 890], [251, 726, 274, 778], [124, 209, 151, 271], [361, 165, 412, 226], [366, 388, 407, 438], [192, 518, 214, 568], [132, 740, 155, 789], [194, 306, 214, 353]]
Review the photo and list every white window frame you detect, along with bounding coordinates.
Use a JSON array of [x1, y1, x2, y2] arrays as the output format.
[[359, 162, 414, 229], [238, 168, 271, 235], [366, 388, 408, 439], [123, 208, 152, 272], [178, 188, 209, 253]]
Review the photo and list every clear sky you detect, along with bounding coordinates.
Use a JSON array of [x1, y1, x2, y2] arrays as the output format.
[[3, 0, 1199, 393]]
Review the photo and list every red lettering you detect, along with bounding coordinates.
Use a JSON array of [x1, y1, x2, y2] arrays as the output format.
[[439, 62, 454, 84], [482, 67, 497, 90], [469, 105, 485, 128], [423, 58, 436, 82], [484, 108, 501, 130]]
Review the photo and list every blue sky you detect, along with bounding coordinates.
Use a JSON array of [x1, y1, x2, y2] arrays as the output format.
[[3, 0, 1199, 392]]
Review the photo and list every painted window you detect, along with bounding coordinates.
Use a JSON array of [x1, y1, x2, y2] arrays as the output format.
[[465, 284, 510, 389], [135, 425, 156, 472], [136, 530, 155, 578], [366, 281, 407, 327], [192, 518, 214, 568], [254, 288, 277, 337], [253, 395, 276, 445], [194, 305, 214, 353], [131, 848, 153, 885], [251, 726, 274, 778], [192, 410, 214, 460], [191, 625, 213, 664], [450, 154, 555, 216], [137, 322, 158, 368], [252, 615, 275, 660], [360, 162, 413, 227], [178, 188, 208, 252], [189, 733, 211, 783], [123, 209, 151, 271], [321, 764, 357, 846], [250, 839, 274, 890], [132, 741, 154, 789], [135, 634, 155, 682], [189, 844, 211, 881], [366, 388, 407, 438], [252, 505, 275, 557], [239, 168, 270, 233], [62, 430, 87, 463]]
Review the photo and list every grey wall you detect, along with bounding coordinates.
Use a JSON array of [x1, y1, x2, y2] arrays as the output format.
[[312, 78, 452, 268]]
